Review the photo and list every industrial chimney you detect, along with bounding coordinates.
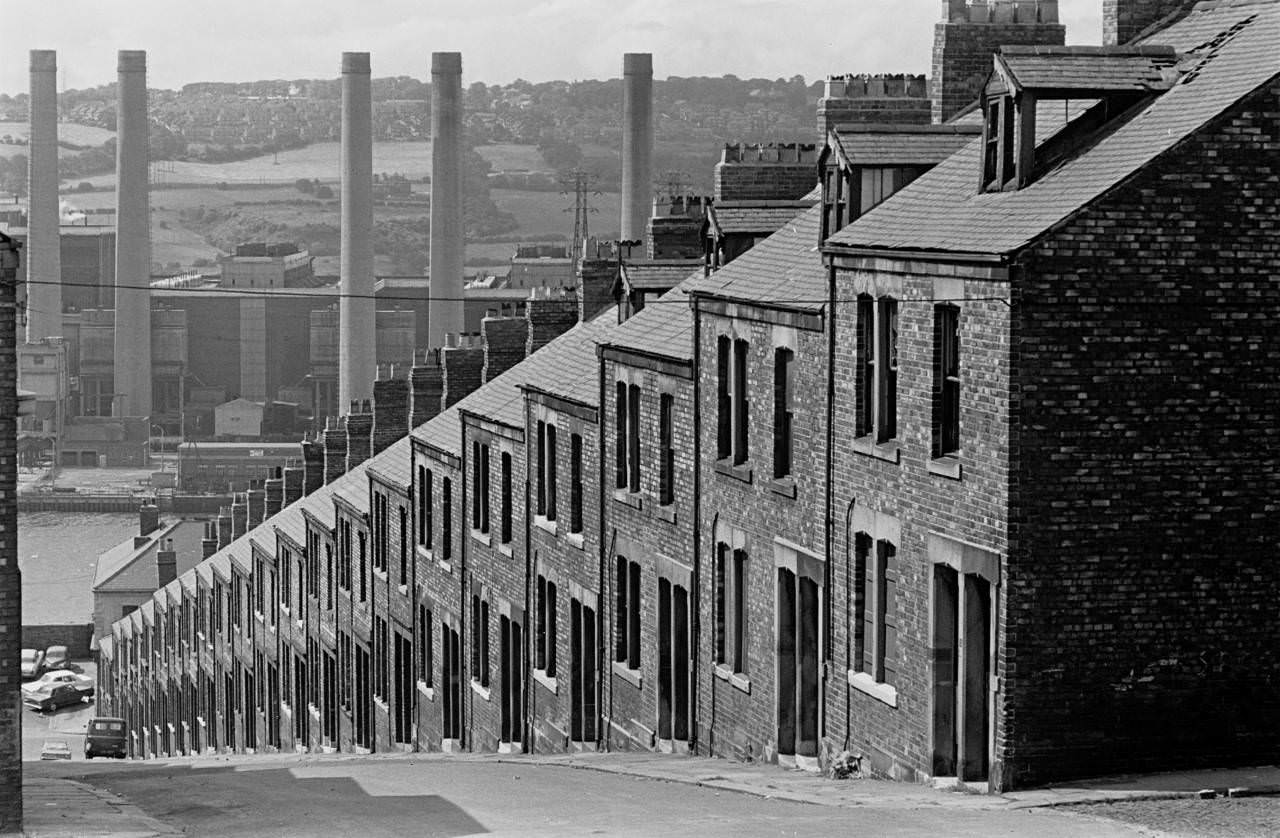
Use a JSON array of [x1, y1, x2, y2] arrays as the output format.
[[113, 50, 152, 417], [427, 52, 464, 350], [26, 50, 61, 343], [339, 52, 376, 407], [621, 53, 654, 246]]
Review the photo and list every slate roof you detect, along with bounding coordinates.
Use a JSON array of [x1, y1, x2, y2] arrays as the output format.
[[708, 200, 818, 236], [830, 124, 982, 167], [619, 260, 703, 292], [996, 45, 1181, 93], [412, 310, 618, 456], [521, 308, 627, 407], [685, 201, 827, 313], [600, 286, 696, 362], [826, 0, 1280, 257]]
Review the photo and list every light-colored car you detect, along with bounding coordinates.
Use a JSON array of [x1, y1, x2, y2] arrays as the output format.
[[43, 645, 69, 671], [20, 648, 45, 679], [40, 739, 72, 760], [22, 669, 94, 698]]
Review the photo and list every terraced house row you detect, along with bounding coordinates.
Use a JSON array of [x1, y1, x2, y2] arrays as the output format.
[[97, 0, 1280, 791]]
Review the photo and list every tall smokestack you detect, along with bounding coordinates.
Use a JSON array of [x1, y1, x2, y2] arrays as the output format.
[[26, 50, 61, 343], [427, 52, 464, 350], [113, 50, 152, 417], [621, 53, 653, 246], [339, 52, 375, 408]]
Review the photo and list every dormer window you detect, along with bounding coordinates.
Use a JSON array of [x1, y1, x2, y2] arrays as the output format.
[[980, 45, 1181, 193]]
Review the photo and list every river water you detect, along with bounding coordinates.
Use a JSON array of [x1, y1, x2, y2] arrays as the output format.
[[18, 511, 138, 625]]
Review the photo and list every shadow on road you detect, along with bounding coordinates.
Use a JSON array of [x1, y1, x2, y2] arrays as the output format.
[[41, 761, 488, 838]]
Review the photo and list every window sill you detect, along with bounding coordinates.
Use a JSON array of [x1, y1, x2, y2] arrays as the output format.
[[655, 504, 677, 524], [417, 545, 434, 562], [373, 569, 388, 582], [565, 532, 585, 551], [927, 457, 962, 480], [767, 476, 797, 499], [470, 680, 491, 701], [713, 663, 751, 695], [612, 489, 643, 510], [470, 530, 491, 548], [714, 458, 753, 484], [417, 682, 434, 702], [848, 670, 898, 708], [533, 516, 557, 536], [438, 558, 453, 574], [852, 435, 900, 465], [533, 669, 558, 695], [396, 584, 409, 597], [612, 661, 642, 689]]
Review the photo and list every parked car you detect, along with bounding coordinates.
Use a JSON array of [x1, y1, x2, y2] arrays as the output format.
[[84, 717, 127, 759], [40, 740, 72, 760], [20, 648, 44, 679], [24, 683, 91, 714], [43, 645, 68, 671], [22, 669, 94, 698]]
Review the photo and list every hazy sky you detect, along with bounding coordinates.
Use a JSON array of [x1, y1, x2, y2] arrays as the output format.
[[1, 0, 1102, 93]]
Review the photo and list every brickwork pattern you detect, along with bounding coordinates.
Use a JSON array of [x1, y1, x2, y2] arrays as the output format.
[[931, 20, 1065, 123], [1103, 0, 1193, 45], [1002, 80, 1280, 787], [601, 359, 697, 754], [694, 313, 829, 765], [480, 317, 527, 384], [0, 235, 23, 834]]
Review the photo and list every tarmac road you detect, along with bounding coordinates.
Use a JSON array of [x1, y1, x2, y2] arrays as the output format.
[[29, 753, 1150, 838]]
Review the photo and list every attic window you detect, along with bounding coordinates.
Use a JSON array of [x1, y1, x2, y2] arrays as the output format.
[[980, 45, 1182, 193]]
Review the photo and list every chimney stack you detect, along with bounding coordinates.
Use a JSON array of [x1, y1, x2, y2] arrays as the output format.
[[1103, 0, 1191, 45], [339, 52, 375, 408], [345, 400, 373, 470], [201, 522, 218, 560], [372, 366, 409, 454], [113, 50, 152, 417], [621, 53, 654, 246], [230, 493, 248, 539], [301, 437, 325, 495], [139, 502, 160, 537], [282, 463, 305, 506], [440, 335, 485, 409], [157, 541, 177, 588], [931, 0, 1064, 124], [480, 315, 527, 382], [264, 469, 284, 518], [323, 416, 348, 484], [26, 50, 61, 343], [576, 257, 617, 324], [409, 350, 444, 429], [428, 52, 465, 351], [216, 507, 232, 550], [246, 484, 266, 528]]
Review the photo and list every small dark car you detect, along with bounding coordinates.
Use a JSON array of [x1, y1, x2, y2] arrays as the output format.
[[25, 683, 91, 714], [85, 717, 128, 759]]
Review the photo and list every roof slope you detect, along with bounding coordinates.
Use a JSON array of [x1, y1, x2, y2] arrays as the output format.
[[686, 202, 826, 312], [826, 0, 1279, 257]]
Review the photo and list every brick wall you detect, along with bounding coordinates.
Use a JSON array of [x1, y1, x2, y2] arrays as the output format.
[[371, 372, 409, 455], [693, 310, 829, 765], [440, 338, 484, 409], [1003, 79, 1280, 787], [1103, 0, 1194, 45], [524, 394, 602, 753], [345, 407, 373, 471], [816, 75, 931, 138], [931, 18, 1065, 123], [828, 264, 1012, 782], [0, 234, 23, 834], [600, 355, 698, 753], [714, 144, 819, 202], [460, 418, 527, 752], [409, 351, 444, 431], [480, 316, 527, 384], [525, 293, 579, 356]]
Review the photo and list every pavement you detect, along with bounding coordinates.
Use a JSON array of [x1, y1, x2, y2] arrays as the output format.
[[17, 749, 1279, 837]]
